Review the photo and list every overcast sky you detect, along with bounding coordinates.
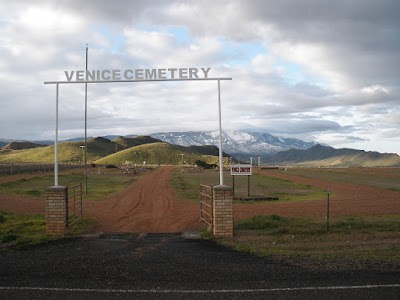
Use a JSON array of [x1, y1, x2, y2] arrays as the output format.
[[0, 0, 399, 154]]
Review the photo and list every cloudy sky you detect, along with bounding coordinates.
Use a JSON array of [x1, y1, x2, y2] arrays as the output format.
[[1, 0, 399, 154]]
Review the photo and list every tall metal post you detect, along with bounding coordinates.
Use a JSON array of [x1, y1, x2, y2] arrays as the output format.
[[217, 79, 224, 186], [84, 44, 88, 194], [54, 83, 59, 186]]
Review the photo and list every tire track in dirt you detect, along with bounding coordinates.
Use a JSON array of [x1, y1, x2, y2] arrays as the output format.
[[84, 167, 201, 233]]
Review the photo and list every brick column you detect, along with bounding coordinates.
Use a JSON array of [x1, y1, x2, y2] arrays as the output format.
[[46, 186, 68, 236], [213, 185, 233, 237]]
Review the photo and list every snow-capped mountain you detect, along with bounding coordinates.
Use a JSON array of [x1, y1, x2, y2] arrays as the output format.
[[151, 130, 317, 160]]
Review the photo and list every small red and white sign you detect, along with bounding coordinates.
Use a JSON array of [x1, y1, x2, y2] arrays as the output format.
[[230, 164, 252, 176]]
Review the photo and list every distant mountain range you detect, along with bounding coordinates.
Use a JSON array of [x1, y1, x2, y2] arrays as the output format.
[[151, 130, 317, 160], [1, 130, 317, 159], [0, 136, 228, 165], [1, 131, 400, 167], [267, 144, 400, 167]]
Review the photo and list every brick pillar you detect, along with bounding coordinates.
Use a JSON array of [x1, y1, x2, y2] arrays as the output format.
[[213, 185, 233, 237], [46, 186, 68, 236]]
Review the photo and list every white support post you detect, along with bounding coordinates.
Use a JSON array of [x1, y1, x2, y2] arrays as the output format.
[[54, 83, 59, 186], [84, 44, 88, 194], [217, 79, 224, 186]]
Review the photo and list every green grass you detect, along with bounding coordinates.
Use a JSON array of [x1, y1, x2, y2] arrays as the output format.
[[171, 168, 325, 203], [0, 171, 139, 200], [221, 214, 400, 264], [0, 211, 96, 249], [0, 211, 47, 247], [281, 168, 400, 191]]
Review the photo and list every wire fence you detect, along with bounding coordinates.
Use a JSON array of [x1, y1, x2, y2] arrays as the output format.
[[0, 162, 81, 176]]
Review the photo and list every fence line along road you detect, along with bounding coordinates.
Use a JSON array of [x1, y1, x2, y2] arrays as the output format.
[[0, 163, 81, 176]]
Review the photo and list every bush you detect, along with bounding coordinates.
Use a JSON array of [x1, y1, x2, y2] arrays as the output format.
[[195, 160, 213, 169], [0, 212, 5, 223], [1, 233, 18, 243], [106, 164, 118, 169]]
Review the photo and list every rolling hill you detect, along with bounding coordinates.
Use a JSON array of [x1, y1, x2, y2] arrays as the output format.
[[2, 132, 399, 167], [113, 135, 162, 150], [0, 137, 117, 163], [0, 136, 228, 165], [268, 144, 400, 167], [94, 142, 226, 165], [2, 141, 47, 150]]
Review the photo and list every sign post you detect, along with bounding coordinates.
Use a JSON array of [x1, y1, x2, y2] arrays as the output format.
[[230, 164, 252, 197]]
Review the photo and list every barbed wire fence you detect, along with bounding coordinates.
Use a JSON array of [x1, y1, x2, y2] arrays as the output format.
[[0, 162, 81, 176]]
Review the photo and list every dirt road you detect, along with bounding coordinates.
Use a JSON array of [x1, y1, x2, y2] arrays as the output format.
[[84, 167, 202, 233]]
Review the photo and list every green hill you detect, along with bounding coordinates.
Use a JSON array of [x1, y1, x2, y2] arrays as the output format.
[[0, 137, 226, 165], [113, 135, 161, 150], [95, 142, 224, 165], [0, 137, 118, 163], [270, 144, 400, 167], [2, 141, 47, 150]]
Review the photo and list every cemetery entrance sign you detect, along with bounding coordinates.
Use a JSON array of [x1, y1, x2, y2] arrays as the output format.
[[63, 67, 212, 82], [44, 67, 232, 186]]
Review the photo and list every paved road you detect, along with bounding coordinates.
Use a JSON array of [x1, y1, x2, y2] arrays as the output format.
[[1, 233, 399, 299]]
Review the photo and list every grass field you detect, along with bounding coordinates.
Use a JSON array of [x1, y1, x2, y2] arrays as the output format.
[[279, 167, 400, 191], [175, 167, 400, 264], [1, 166, 399, 264], [0, 169, 139, 200], [220, 214, 400, 265], [171, 168, 326, 202], [0, 211, 95, 249]]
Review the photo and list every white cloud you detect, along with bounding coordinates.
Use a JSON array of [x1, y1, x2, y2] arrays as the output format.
[[0, 0, 399, 154]]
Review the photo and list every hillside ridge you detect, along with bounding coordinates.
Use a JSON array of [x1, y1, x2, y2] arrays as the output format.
[[268, 144, 400, 167]]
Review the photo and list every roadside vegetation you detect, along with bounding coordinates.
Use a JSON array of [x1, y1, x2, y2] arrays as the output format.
[[0, 211, 95, 249], [0, 167, 144, 249], [0, 169, 139, 200], [220, 214, 400, 266], [171, 168, 326, 202]]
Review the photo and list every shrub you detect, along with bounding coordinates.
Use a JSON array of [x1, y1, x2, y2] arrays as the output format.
[[195, 160, 213, 169], [0, 212, 5, 223], [106, 164, 118, 169]]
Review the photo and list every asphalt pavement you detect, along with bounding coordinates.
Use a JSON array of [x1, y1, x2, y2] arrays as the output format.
[[1, 232, 399, 299]]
